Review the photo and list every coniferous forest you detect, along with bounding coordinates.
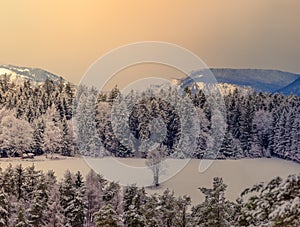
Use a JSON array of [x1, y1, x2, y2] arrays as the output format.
[[0, 164, 299, 226], [0, 76, 300, 226], [0, 76, 299, 163]]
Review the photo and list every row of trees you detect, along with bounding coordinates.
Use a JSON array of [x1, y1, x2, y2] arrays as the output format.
[[0, 76, 299, 163], [75, 84, 300, 162], [0, 106, 75, 158], [0, 165, 299, 226]]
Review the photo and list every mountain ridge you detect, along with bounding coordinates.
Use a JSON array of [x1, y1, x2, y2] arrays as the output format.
[[1, 65, 300, 95], [0, 64, 65, 84], [173, 68, 300, 95]]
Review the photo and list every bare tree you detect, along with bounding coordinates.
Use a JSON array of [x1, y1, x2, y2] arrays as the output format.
[[145, 145, 167, 187]]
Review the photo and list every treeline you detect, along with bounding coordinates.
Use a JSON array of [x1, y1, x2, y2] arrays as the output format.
[[0, 165, 299, 226], [0, 76, 300, 163], [75, 84, 300, 162]]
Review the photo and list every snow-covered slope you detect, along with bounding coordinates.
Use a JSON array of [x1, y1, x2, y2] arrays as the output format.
[[0, 64, 65, 84], [173, 69, 300, 95], [172, 75, 253, 95]]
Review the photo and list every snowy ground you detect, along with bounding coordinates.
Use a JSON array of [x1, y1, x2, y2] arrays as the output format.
[[1, 156, 299, 205]]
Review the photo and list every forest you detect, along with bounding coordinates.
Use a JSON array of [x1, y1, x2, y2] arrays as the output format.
[[0, 76, 299, 163], [0, 164, 299, 226], [0, 77, 299, 226]]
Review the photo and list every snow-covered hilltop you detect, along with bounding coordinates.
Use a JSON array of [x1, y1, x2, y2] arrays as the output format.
[[173, 68, 300, 96], [172, 77, 253, 96], [0, 64, 65, 85]]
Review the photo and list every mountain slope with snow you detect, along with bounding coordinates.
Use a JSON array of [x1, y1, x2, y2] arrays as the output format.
[[0, 64, 65, 84], [173, 68, 300, 95]]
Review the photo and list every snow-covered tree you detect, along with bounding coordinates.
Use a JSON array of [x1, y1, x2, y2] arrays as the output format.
[[191, 177, 235, 226], [74, 90, 99, 156], [251, 109, 273, 157], [102, 181, 122, 212], [43, 120, 62, 159], [157, 189, 178, 226], [15, 206, 28, 227], [60, 118, 74, 156], [0, 114, 33, 157], [45, 189, 66, 227], [31, 117, 45, 155], [239, 174, 300, 226], [0, 189, 9, 226], [27, 177, 48, 226], [143, 194, 160, 226], [85, 170, 106, 226], [93, 204, 122, 227], [145, 145, 167, 187], [59, 170, 85, 226], [123, 185, 147, 226]]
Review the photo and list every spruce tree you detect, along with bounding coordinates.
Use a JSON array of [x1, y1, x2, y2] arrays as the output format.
[[93, 204, 122, 227], [0, 189, 9, 227], [191, 177, 235, 226]]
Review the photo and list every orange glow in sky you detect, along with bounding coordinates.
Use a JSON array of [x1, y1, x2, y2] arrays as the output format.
[[0, 0, 299, 83]]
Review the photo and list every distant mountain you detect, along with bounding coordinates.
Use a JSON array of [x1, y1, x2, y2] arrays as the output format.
[[211, 69, 300, 92], [0, 64, 65, 84], [173, 68, 300, 94], [277, 77, 300, 96], [1, 65, 300, 96]]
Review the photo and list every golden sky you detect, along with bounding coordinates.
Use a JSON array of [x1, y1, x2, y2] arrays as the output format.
[[0, 0, 299, 84]]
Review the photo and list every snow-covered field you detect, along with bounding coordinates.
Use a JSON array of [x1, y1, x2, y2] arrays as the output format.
[[1, 157, 299, 205]]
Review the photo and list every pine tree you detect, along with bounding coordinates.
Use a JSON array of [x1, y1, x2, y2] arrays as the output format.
[[59, 171, 85, 227], [15, 206, 28, 227], [273, 111, 289, 158], [43, 120, 62, 159], [74, 90, 99, 156], [158, 189, 178, 227], [0, 189, 9, 227], [63, 83, 74, 120], [123, 185, 147, 226], [239, 174, 300, 226], [31, 117, 45, 155], [61, 118, 74, 156], [102, 181, 122, 212], [93, 204, 122, 227], [22, 165, 42, 201], [175, 195, 191, 227], [219, 131, 234, 158], [14, 164, 25, 200], [45, 187, 66, 227], [239, 99, 254, 155], [191, 177, 235, 226], [27, 176, 48, 227], [111, 97, 135, 157], [108, 85, 121, 104], [0, 164, 15, 195], [291, 111, 300, 162], [72, 171, 86, 226], [143, 194, 160, 226]]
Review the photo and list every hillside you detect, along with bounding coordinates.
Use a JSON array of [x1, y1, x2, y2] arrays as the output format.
[[174, 68, 300, 94], [277, 77, 300, 96], [0, 64, 65, 84]]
